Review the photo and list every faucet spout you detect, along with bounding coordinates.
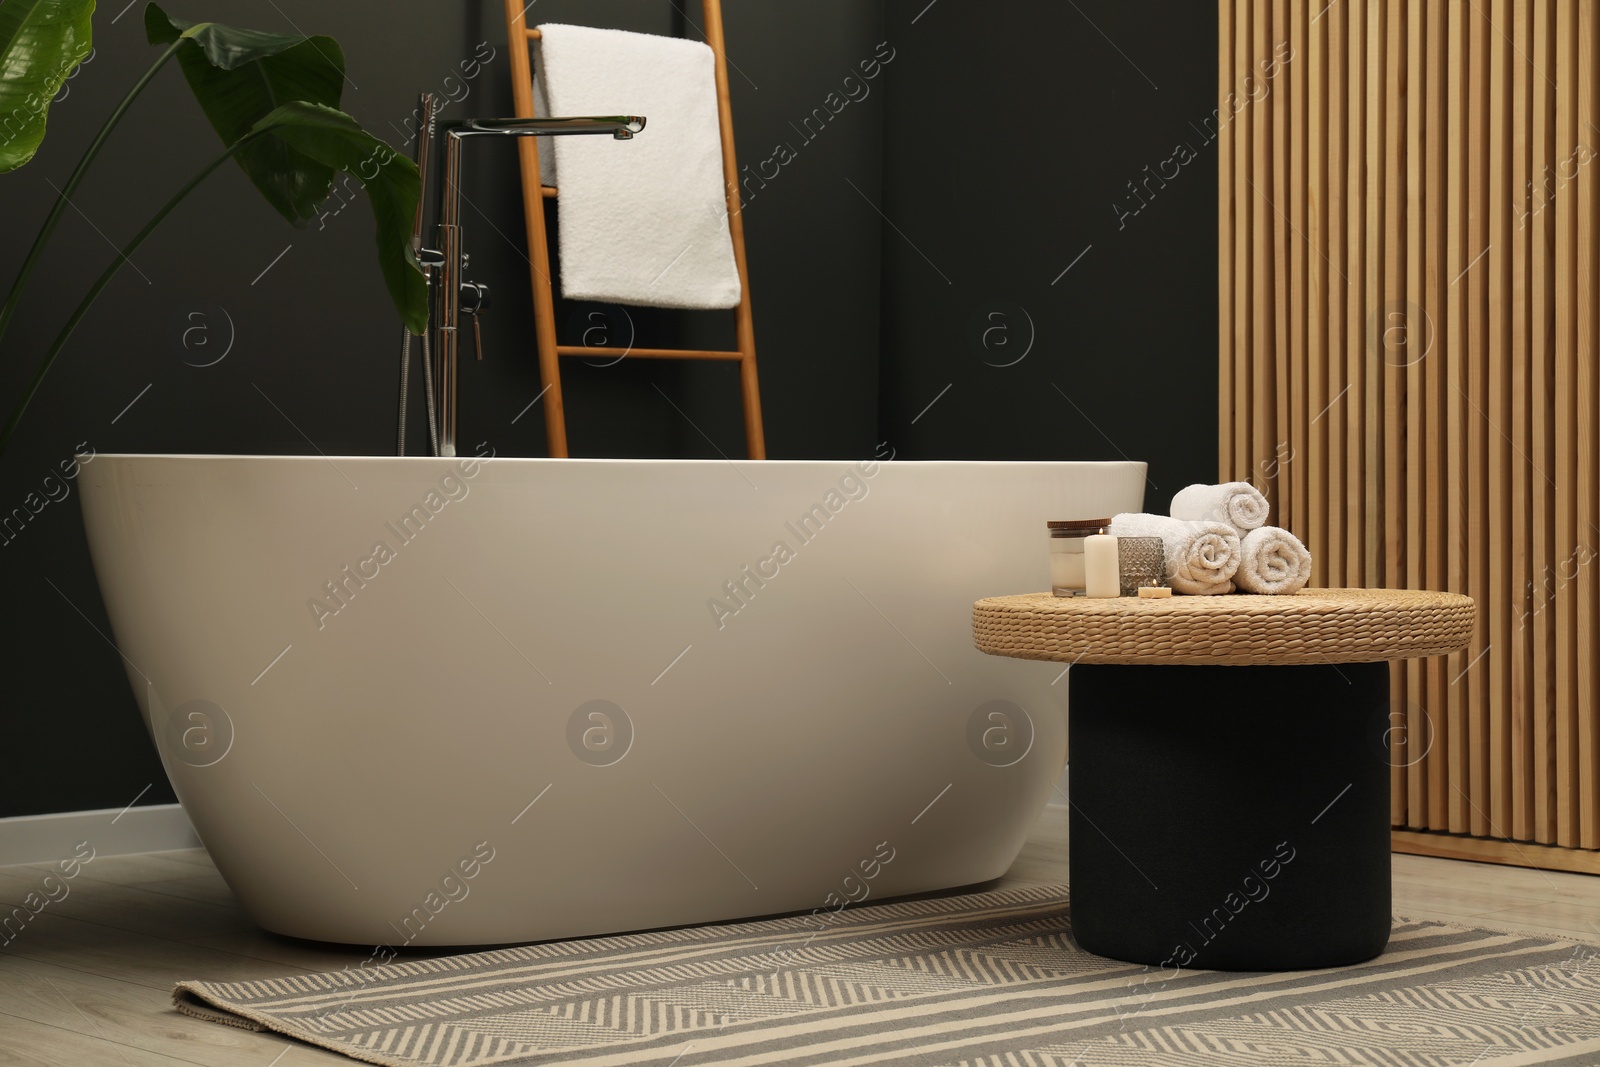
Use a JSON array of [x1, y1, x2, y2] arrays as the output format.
[[427, 111, 646, 456], [440, 115, 646, 140]]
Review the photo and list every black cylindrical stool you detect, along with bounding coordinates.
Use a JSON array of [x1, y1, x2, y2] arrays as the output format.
[[1069, 661, 1391, 970], [972, 588, 1476, 972]]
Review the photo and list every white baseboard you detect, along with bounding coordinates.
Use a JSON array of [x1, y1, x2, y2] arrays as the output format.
[[0, 804, 200, 867]]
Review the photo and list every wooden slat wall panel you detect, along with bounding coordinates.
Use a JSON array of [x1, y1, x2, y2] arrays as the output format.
[[1254, 0, 1275, 512], [1444, 0, 1467, 835], [1401, 0, 1427, 825], [1308, 0, 1328, 592], [1532, 0, 1556, 846], [1385, 0, 1410, 824], [1509, 0, 1533, 844], [1422, 0, 1447, 830], [1327, 1, 1347, 592], [1486, 0, 1512, 836], [1220, 0, 1236, 486], [1290, 0, 1309, 557], [1542, 0, 1568, 844], [1555, 0, 1578, 848], [1274, 0, 1292, 521], [1403, 0, 1423, 828], [1467, 2, 1491, 840], [1577, 0, 1600, 852], [1218, 0, 1600, 866], [1235, 2, 1253, 482], [1349, 0, 1368, 592]]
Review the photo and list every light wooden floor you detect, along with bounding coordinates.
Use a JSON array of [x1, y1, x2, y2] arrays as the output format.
[[0, 804, 1596, 1065]]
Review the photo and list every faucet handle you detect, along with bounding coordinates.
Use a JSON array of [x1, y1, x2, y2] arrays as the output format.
[[460, 281, 489, 361]]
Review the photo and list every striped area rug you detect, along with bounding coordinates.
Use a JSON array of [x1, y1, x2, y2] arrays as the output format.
[[173, 885, 1600, 1066]]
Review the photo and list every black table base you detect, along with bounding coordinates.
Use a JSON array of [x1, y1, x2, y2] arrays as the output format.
[[1068, 661, 1393, 971]]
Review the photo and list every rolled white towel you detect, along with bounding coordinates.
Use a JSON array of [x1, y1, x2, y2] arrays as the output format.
[[1108, 513, 1241, 596], [1235, 526, 1313, 595], [1170, 481, 1271, 534]]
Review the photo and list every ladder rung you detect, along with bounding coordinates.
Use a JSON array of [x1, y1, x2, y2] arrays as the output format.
[[541, 186, 557, 199], [555, 345, 744, 361], [524, 27, 541, 40]]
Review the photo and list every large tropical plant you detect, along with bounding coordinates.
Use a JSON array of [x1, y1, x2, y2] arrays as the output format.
[[0, 0, 427, 457]]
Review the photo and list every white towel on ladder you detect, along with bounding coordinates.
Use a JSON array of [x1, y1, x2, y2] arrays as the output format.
[[534, 23, 742, 310]]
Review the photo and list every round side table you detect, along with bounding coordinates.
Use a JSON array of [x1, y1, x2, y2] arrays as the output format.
[[972, 588, 1475, 972]]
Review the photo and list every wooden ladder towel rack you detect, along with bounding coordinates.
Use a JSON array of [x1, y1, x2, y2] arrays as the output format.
[[502, 0, 766, 459]]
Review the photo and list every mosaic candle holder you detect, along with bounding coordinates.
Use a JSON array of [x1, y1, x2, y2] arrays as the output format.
[[1117, 536, 1166, 597]]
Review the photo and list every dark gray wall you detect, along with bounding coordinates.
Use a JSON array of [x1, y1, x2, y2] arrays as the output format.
[[0, 0, 1217, 818], [875, 0, 1219, 492]]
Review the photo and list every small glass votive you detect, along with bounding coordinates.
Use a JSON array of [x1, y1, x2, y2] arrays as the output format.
[[1048, 519, 1111, 597], [1117, 536, 1166, 596]]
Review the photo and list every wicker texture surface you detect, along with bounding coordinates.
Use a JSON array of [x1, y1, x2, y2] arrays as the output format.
[[973, 588, 1475, 665]]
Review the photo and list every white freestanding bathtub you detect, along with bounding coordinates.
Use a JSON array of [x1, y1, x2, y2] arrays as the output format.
[[79, 453, 1145, 946]]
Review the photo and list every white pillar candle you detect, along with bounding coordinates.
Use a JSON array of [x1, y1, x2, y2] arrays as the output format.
[[1084, 532, 1120, 598]]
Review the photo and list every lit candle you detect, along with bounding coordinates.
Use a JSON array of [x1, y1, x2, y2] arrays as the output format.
[[1084, 531, 1120, 598]]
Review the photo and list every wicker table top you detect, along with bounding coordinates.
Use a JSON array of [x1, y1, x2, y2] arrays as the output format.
[[972, 588, 1476, 666]]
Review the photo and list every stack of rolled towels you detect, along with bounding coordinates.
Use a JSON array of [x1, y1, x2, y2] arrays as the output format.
[[1109, 481, 1313, 596]]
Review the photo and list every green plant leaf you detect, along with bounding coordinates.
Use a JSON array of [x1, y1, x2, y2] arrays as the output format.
[[144, 2, 345, 222], [0, 0, 95, 173], [254, 101, 426, 333]]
